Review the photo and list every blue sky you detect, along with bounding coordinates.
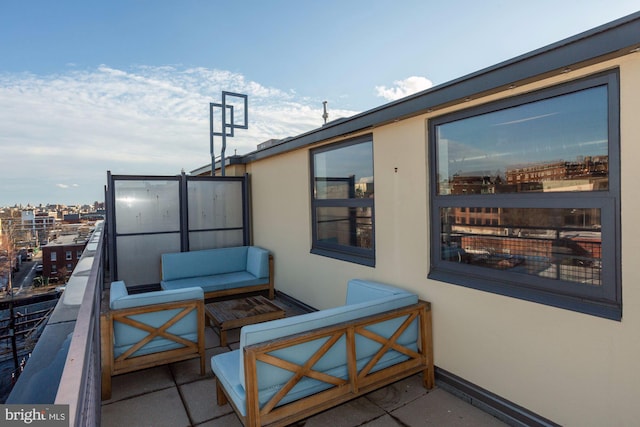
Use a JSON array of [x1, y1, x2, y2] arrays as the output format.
[[0, 1, 638, 206]]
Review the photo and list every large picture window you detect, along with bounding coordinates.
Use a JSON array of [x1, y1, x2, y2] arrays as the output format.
[[429, 71, 621, 320], [311, 135, 375, 266]]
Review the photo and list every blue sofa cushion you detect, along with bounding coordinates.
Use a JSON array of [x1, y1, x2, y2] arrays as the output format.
[[109, 280, 129, 303], [211, 344, 417, 416], [161, 271, 266, 293], [114, 331, 200, 358], [345, 278, 414, 305], [212, 279, 420, 416], [246, 246, 269, 279], [110, 281, 203, 310], [211, 351, 247, 414], [109, 281, 203, 358], [237, 280, 418, 387], [161, 246, 250, 281]]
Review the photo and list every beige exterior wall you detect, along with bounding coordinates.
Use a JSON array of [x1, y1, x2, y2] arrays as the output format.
[[247, 52, 640, 425]]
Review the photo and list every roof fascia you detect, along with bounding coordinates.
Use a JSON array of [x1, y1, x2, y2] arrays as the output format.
[[241, 11, 640, 164]]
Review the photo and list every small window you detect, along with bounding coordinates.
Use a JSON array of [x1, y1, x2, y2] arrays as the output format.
[[77, 250, 83, 259], [50, 252, 57, 262], [66, 251, 72, 260], [429, 71, 620, 320], [310, 134, 375, 266]]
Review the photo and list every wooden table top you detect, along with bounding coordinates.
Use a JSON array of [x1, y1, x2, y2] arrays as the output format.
[[205, 295, 285, 329]]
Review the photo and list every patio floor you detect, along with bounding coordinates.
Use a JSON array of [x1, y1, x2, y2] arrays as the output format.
[[101, 295, 508, 427]]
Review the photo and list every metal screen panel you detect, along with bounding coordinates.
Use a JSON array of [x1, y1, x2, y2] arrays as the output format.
[[116, 234, 181, 285], [114, 180, 180, 234], [187, 180, 243, 230], [107, 173, 248, 287], [188, 230, 244, 251]]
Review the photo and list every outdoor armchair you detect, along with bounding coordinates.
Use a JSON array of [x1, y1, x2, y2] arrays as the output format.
[[101, 281, 205, 400]]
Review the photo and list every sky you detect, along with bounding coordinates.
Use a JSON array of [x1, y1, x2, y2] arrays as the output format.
[[0, 1, 638, 207]]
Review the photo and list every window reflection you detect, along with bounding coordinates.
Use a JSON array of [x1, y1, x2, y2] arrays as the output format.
[[311, 136, 375, 264], [314, 141, 374, 199], [441, 207, 602, 286], [437, 86, 608, 195], [316, 207, 373, 249]]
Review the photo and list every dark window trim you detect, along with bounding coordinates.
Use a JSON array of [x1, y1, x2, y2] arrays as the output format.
[[428, 70, 621, 320], [310, 134, 375, 267]]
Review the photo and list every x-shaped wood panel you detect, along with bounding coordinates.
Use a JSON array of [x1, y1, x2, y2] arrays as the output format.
[[113, 305, 198, 362]]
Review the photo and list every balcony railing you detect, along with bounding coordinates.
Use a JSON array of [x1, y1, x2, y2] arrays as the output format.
[[7, 221, 105, 426]]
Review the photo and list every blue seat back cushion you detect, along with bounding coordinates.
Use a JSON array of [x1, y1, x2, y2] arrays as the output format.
[[161, 246, 249, 281], [115, 333, 199, 359], [212, 342, 417, 417], [246, 246, 269, 279], [109, 281, 129, 304], [110, 287, 203, 310], [112, 309, 199, 348], [109, 286, 203, 355], [238, 292, 418, 386], [345, 278, 412, 305]]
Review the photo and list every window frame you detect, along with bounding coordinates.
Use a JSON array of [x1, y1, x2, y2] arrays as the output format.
[[310, 134, 375, 266], [428, 70, 621, 320]]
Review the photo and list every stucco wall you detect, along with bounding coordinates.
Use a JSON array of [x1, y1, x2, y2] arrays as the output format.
[[247, 53, 640, 425]]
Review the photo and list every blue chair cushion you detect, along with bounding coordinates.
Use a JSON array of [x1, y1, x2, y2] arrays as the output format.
[[109, 281, 203, 359]]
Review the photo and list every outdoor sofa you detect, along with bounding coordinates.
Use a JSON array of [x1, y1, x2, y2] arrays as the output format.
[[160, 246, 274, 300], [100, 280, 206, 400], [211, 279, 434, 427]]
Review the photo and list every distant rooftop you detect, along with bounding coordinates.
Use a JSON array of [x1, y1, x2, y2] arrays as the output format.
[[43, 234, 87, 247]]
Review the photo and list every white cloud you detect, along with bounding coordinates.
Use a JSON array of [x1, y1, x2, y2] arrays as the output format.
[[0, 66, 359, 206], [375, 76, 433, 101]]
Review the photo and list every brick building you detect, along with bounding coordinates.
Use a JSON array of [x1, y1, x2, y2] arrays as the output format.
[[41, 234, 88, 282]]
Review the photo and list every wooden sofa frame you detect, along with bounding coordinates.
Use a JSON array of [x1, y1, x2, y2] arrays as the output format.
[[100, 294, 206, 400], [216, 300, 434, 427]]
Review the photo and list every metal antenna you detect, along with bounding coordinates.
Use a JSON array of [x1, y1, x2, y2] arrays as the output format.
[[210, 91, 248, 176], [322, 101, 328, 125]]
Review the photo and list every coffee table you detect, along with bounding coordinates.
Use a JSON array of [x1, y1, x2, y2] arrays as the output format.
[[204, 295, 286, 346]]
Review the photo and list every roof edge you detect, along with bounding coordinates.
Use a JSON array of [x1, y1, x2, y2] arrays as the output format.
[[236, 11, 640, 164]]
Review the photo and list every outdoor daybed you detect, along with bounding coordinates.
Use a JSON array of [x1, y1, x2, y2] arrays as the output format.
[[211, 279, 434, 427], [160, 246, 274, 300]]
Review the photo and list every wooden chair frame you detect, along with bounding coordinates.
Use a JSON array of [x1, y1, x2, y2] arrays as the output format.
[[216, 301, 434, 427], [101, 297, 205, 400]]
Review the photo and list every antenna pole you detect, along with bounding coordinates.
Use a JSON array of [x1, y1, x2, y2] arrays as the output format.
[[322, 101, 328, 125]]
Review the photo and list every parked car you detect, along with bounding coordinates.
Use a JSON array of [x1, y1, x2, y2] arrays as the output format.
[[35, 264, 43, 275]]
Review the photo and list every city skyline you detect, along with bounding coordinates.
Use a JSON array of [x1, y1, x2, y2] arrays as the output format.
[[1, 1, 638, 206]]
